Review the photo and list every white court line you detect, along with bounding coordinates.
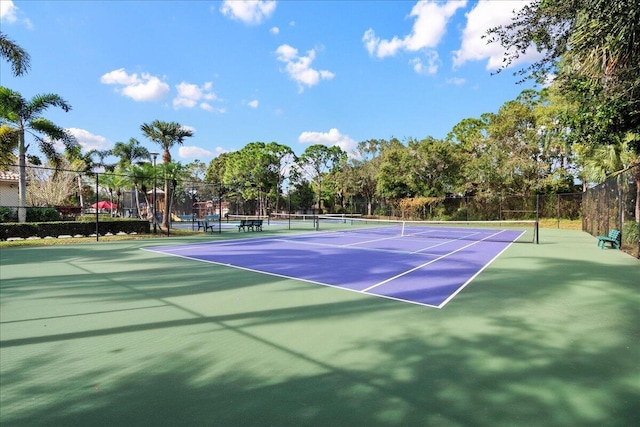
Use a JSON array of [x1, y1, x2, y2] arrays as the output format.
[[142, 245, 441, 309], [342, 233, 407, 247], [409, 231, 483, 254], [361, 229, 510, 293], [437, 229, 526, 308], [273, 238, 433, 257]]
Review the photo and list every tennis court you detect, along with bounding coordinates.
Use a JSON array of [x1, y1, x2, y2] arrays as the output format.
[[1, 227, 638, 426], [144, 221, 530, 308]]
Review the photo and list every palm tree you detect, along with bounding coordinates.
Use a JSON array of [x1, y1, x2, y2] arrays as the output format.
[[65, 145, 100, 212], [125, 162, 155, 218], [140, 120, 193, 228], [111, 137, 150, 169], [0, 87, 76, 222], [0, 124, 19, 167], [111, 137, 151, 217], [0, 31, 31, 76]]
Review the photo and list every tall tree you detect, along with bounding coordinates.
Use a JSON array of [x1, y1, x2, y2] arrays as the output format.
[[111, 137, 150, 168], [0, 31, 31, 76], [377, 144, 413, 201], [223, 142, 278, 216], [111, 137, 151, 216], [487, 0, 640, 151], [140, 120, 193, 228], [0, 124, 19, 167], [127, 162, 156, 218], [0, 31, 29, 165], [265, 142, 296, 213], [0, 87, 76, 222], [296, 144, 346, 214], [98, 170, 130, 216], [65, 145, 100, 210]]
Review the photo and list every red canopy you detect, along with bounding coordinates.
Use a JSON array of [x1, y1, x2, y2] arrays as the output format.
[[91, 200, 117, 210]]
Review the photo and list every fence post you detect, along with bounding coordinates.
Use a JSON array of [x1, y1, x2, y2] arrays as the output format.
[[95, 172, 99, 242]]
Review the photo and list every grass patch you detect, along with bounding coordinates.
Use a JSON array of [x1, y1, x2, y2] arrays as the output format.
[[538, 218, 582, 230]]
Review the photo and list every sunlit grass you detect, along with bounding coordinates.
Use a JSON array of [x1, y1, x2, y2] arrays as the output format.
[[538, 218, 582, 230]]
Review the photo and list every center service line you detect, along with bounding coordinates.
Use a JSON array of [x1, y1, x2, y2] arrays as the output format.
[[360, 229, 509, 293]]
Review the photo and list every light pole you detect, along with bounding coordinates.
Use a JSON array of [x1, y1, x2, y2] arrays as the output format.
[[287, 186, 291, 230], [151, 152, 158, 234]]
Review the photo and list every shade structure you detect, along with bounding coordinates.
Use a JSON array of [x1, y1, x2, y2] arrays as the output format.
[[91, 200, 117, 210]]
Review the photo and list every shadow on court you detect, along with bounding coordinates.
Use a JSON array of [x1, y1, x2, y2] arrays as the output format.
[[0, 229, 638, 426]]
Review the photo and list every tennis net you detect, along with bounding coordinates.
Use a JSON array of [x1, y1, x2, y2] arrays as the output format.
[[270, 212, 318, 223], [314, 215, 539, 243]]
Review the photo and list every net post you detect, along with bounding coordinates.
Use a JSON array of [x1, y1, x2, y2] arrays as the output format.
[[535, 195, 540, 244], [534, 220, 539, 244], [95, 172, 99, 242]]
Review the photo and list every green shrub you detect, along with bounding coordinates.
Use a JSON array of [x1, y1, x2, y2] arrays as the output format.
[[0, 219, 150, 240], [622, 221, 639, 244], [0, 207, 17, 222], [374, 206, 389, 217], [26, 207, 61, 222], [77, 214, 114, 222]]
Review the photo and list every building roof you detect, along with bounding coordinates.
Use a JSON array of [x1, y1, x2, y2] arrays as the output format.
[[0, 170, 19, 182]]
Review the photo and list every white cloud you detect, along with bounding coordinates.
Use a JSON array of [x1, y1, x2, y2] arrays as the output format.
[[363, 0, 466, 68], [100, 68, 138, 85], [181, 125, 196, 134], [178, 146, 214, 159], [100, 68, 169, 102], [275, 44, 335, 92], [270, 26, 279, 35], [65, 128, 110, 152], [173, 81, 218, 111], [410, 51, 440, 75], [0, 0, 33, 28], [220, 0, 276, 25], [0, 0, 33, 30], [0, 0, 18, 22], [453, 0, 542, 70], [446, 77, 466, 85], [248, 100, 259, 108], [298, 128, 357, 155], [275, 44, 297, 61]]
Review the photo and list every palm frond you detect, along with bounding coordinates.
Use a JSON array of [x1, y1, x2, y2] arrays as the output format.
[[0, 32, 31, 76], [26, 94, 72, 118]]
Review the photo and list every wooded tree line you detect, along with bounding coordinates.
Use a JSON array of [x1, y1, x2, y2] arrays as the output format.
[[1, 0, 638, 223]]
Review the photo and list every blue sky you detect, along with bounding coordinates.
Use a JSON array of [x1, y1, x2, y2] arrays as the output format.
[[1, 0, 540, 163]]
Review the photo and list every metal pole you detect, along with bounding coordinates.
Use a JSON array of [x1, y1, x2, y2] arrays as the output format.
[[288, 188, 291, 230], [151, 153, 158, 234], [95, 172, 99, 242]]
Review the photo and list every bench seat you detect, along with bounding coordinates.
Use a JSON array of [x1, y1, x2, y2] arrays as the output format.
[[238, 219, 263, 232], [197, 220, 215, 232], [597, 229, 621, 249]]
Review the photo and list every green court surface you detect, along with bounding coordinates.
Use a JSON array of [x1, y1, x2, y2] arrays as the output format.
[[1, 228, 638, 426]]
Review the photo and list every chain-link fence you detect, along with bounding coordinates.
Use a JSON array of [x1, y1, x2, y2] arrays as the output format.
[[582, 164, 640, 258], [7, 162, 634, 252], [0, 164, 286, 240], [366, 193, 582, 224]]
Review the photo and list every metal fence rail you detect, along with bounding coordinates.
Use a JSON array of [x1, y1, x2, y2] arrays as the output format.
[[582, 164, 640, 258]]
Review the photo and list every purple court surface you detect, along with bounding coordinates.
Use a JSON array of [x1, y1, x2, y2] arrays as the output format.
[[143, 228, 524, 308]]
